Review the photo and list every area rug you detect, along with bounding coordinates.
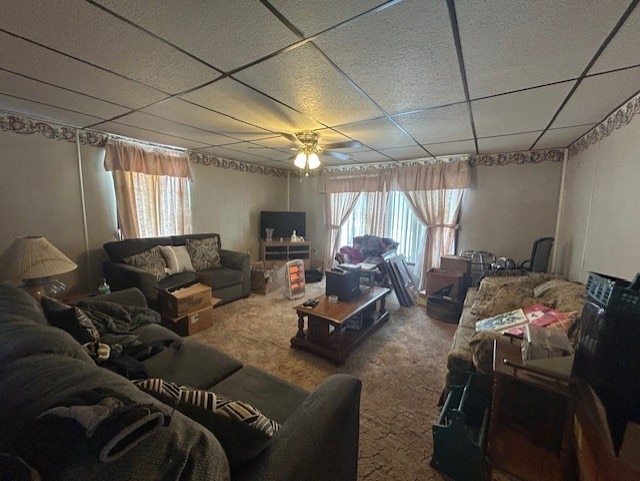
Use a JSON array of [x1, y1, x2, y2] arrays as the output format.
[[190, 282, 503, 480]]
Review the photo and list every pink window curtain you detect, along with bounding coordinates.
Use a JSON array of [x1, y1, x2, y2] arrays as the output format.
[[320, 161, 470, 280], [104, 139, 192, 238], [323, 192, 361, 269], [403, 189, 465, 289]]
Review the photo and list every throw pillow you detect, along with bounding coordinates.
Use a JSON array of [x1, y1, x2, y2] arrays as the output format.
[[134, 378, 279, 466], [123, 246, 168, 280], [186, 237, 221, 271], [160, 245, 195, 275], [41, 297, 101, 344]]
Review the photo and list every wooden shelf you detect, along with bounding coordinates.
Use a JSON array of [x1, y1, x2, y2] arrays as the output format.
[[261, 240, 310, 269]]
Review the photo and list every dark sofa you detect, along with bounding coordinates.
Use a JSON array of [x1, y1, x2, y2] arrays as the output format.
[[103, 233, 250, 306], [0, 283, 361, 480]]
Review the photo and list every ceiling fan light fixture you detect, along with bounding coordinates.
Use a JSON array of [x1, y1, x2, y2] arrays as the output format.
[[294, 152, 307, 169], [308, 152, 320, 169]]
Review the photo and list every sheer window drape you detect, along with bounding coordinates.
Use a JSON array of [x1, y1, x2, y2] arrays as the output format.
[[320, 161, 470, 284], [323, 192, 361, 269], [403, 188, 464, 289], [104, 139, 192, 238]]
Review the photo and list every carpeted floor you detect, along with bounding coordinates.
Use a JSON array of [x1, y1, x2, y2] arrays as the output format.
[[190, 281, 508, 481]]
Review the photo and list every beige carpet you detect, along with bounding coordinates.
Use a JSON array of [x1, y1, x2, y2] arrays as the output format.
[[190, 282, 507, 481]]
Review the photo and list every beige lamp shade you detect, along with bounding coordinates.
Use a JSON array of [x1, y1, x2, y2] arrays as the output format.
[[0, 236, 77, 281]]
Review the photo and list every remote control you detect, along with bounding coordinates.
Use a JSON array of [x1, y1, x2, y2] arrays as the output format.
[[303, 298, 319, 307]]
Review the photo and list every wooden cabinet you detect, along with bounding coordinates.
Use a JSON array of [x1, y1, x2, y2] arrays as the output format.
[[261, 240, 311, 269], [487, 338, 576, 481]]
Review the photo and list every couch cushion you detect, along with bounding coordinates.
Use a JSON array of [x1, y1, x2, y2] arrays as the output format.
[[157, 272, 199, 291], [103, 237, 173, 262], [41, 296, 101, 344], [135, 378, 280, 466], [0, 282, 49, 326], [159, 245, 195, 275], [186, 237, 222, 271], [210, 366, 309, 425], [143, 339, 242, 389], [124, 246, 169, 280], [197, 267, 243, 290]]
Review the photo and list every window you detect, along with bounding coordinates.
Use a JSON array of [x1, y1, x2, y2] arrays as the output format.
[[105, 139, 193, 238], [338, 192, 426, 263], [126, 171, 192, 238]]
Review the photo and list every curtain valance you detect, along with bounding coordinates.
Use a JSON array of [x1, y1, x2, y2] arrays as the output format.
[[104, 139, 192, 180], [319, 161, 470, 193]]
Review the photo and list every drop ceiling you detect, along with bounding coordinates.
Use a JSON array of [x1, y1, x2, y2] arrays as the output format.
[[1, 0, 639, 171]]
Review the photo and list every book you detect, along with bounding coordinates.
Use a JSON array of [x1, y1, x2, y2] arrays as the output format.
[[475, 308, 529, 332], [506, 304, 574, 337]]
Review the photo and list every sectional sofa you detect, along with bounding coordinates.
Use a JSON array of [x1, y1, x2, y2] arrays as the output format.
[[0, 283, 361, 480]]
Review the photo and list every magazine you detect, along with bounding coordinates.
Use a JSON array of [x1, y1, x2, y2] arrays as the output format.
[[506, 304, 575, 337], [475, 308, 529, 332]]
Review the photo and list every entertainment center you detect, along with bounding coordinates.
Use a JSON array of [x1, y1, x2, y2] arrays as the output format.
[[260, 240, 311, 269]]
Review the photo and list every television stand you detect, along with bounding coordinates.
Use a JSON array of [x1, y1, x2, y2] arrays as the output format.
[[261, 240, 311, 269]]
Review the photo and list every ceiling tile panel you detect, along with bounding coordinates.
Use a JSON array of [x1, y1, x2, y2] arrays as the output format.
[[0, 94, 104, 127], [94, 0, 298, 72], [378, 146, 431, 161], [350, 150, 393, 163], [93, 121, 209, 149], [334, 118, 415, 150], [181, 78, 323, 133], [1, 0, 219, 94], [234, 44, 381, 126], [0, 70, 128, 120], [252, 136, 297, 150], [425, 139, 477, 157], [196, 146, 276, 164], [457, 0, 631, 98], [0, 32, 166, 108], [115, 112, 236, 146], [269, 1, 388, 37], [535, 124, 596, 150], [394, 104, 473, 144], [472, 83, 574, 137], [314, 0, 464, 114], [552, 67, 640, 128], [215, 142, 293, 161], [591, 7, 640, 74], [477, 132, 542, 154], [141, 98, 272, 141]]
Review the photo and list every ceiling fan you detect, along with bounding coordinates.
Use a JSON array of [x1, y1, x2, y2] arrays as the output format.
[[280, 131, 362, 175]]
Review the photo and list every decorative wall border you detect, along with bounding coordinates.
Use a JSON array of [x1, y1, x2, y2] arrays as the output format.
[[468, 149, 564, 166], [568, 91, 640, 157], [0, 112, 289, 178]]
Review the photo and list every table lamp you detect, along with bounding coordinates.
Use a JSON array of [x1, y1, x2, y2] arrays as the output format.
[[0, 236, 78, 299]]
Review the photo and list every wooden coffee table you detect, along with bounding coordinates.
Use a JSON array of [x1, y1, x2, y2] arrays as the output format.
[[291, 286, 391, 364]]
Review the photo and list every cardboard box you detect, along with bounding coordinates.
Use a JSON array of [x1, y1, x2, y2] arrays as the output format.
[[159, 282, 211, 317], [165, 304, 214, 336], [440, 255, 471, 275], [425, 268, 465, 301], [250, 263, 286, 295]]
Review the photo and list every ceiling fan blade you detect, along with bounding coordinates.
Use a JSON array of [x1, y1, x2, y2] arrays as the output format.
[[278, 132, 299, 143], [322, 140, 362, 150], [324, 151, 352, 161]]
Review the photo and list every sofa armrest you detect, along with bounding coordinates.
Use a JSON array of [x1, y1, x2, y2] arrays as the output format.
[[237, 374, 361, 481], [90, 287, 148, 307], [103, 261, 160, 301], [219, 249, 250, 297]]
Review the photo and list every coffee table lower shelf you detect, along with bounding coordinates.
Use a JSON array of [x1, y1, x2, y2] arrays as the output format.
[[291, 287, 391, 364]]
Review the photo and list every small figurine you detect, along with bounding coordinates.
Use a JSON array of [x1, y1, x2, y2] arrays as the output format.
[[291, 230, 299, 242]]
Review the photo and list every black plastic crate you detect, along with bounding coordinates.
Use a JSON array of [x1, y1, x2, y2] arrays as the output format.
[[585, 272, 640, 315]]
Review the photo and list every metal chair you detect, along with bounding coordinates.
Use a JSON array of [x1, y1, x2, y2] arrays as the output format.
[[519, 237, 554, 273]]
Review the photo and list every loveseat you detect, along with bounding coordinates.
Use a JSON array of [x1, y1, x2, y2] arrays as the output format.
[[0, 283, 361, 480], [442, 274, 586, 398], [103, 233, 250, 306]]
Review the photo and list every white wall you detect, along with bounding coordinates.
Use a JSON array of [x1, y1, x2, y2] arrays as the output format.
[[458, 162, 563, 265], [557, 118, 640, 283], [288, 173, 325, 266]]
